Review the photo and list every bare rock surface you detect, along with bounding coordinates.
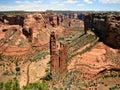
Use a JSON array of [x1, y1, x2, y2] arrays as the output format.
[[68, 42, 120, 78]]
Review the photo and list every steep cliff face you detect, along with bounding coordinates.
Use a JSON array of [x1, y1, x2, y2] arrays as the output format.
[[0, 15, 24, 26], [84, 15, 91, 34], [84, 13, 120, 48], [105, 15, 120, 48]]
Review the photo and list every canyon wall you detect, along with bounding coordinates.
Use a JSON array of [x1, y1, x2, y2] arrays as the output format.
[[84, 13, 120, 48], [0, 15, 24, 26]]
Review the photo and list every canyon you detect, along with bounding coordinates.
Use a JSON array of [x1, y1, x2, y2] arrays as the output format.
[[0, 12, 83, 55], [0, 11, 120, 89]]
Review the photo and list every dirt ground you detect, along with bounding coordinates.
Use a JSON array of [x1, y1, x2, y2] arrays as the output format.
[[19, 55, 50, 87]]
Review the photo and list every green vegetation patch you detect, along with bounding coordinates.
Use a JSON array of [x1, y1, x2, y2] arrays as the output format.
[[0, 78, 48, 90], [57, 38, 65, 42], [0, 78, 20, 90], [23, 81, 48, 90], [31, 52, 50, 62]]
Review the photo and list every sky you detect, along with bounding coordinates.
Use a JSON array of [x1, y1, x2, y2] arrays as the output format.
[[0, 0, 120, 11]]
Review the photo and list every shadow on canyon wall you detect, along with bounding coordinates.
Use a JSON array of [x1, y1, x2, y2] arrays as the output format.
[[84, 13, 120, 49]]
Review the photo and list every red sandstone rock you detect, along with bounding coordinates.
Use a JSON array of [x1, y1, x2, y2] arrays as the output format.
[[59, 43, 68, 73], [84, 13, 120, 48], [50, 32, 68, 75], [50, 31, 59, 74]]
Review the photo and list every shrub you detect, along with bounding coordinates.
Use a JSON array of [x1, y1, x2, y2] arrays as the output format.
[[0, 82, 3, 90], [58, 38, 64, 41], [42, 73, 52, 81], [2, 70, 9, 76], [45, 68, 49, 73], [16, 67, 20, 72], [22, 81, 48, 90]]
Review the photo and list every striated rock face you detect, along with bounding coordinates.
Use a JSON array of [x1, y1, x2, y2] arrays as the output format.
[[84, 13, 120, 48], [0, 25, 30, 55]]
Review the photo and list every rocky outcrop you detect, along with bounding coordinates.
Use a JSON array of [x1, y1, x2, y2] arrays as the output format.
[[50, 31, 59, 74], [50, 32, 68, 75], [59, 43, 68, 73], [49, 15, 60, 27]]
